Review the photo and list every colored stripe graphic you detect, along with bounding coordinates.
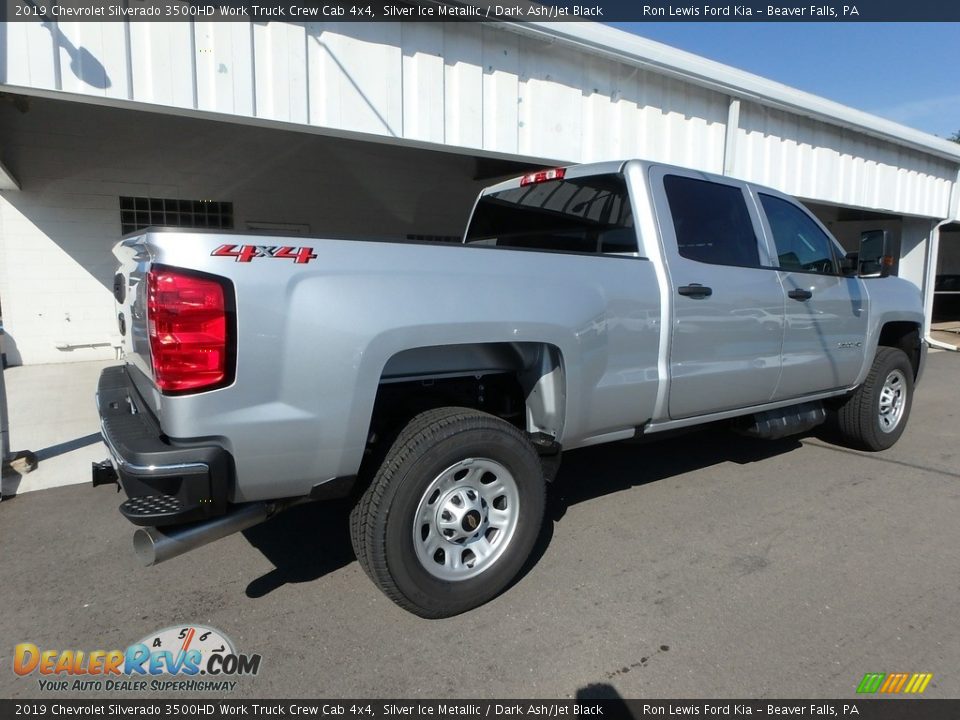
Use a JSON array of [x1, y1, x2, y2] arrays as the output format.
[[857, 672, 933, 694], [880, 673, 908, 693], [857, 673, 885, 693], [904, 673, 933, 694]]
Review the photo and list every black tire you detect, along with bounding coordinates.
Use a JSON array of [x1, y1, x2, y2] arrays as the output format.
[[834, 347, 914, 451], [349, 407, 546, 618]]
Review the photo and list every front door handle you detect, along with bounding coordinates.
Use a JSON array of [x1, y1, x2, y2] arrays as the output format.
[[678, 284, 713, 299], [788, 288, 813, 301]]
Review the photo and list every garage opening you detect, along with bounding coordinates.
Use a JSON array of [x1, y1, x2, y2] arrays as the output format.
[[802, 202, 905, 271], [932, 222, 960, 348], [803, 201, 958, 349]]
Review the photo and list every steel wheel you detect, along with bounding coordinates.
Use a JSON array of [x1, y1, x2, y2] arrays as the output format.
[[877, 369, 907, 433], [413, 458, 520, 581], [834, 346, 914, 451], [350, 407, 546, 617]]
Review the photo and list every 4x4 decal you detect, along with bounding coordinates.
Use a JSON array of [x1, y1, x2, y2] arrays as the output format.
[[211, 244, 317, 264]]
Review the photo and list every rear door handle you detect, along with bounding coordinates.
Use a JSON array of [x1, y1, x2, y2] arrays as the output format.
[[788, 288, 813, 301], [678, 284, 713, 299]]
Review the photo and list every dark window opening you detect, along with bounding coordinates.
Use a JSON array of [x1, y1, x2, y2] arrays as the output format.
[[120, 197, 234, 235], [759, 194, 839, 275], [465, 173, 637, 255], [663, 175, 760, 268]]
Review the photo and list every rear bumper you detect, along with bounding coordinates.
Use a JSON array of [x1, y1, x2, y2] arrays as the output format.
[[96, 365, 232, 527]]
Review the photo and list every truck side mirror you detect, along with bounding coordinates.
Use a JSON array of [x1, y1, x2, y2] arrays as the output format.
[[858, 229, 894, 278]]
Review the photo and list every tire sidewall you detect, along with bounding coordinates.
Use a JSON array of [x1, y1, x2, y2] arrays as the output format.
[[380, 424, 545, 615], [865, 350, 914, 450]]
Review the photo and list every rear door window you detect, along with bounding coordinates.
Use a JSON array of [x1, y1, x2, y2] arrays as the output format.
[[662, 175, 760, 268], [465, 174, 636, 255]]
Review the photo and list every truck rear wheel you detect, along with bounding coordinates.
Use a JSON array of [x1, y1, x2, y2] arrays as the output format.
[[834, 347, 914, 451], [350, 407, 546, 618]]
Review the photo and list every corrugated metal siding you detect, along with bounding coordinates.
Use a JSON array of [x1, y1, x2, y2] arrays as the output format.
[[735, 103, 956, 218], [128, 22, 195, 108], [0, 21, 728, 168], [2, 20, 956, 218], [514, 35, 727, 170]]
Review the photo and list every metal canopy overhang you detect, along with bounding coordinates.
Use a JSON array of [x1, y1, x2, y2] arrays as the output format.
[[0, 84, 563, 169]]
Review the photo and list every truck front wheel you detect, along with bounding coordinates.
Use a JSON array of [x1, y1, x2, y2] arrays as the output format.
[[834, 347, 914, 451], [349, 407, 546, 617]]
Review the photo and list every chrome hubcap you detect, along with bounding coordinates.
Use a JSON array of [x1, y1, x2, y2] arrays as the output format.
[[413, 458, 520, 582], [878, 369, 907, 434]]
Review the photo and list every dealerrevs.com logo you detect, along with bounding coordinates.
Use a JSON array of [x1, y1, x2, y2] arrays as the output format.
[[13, 625, 261, 693]]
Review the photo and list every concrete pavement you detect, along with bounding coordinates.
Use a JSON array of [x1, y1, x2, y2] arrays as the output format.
[[0, 359, 116, 497]]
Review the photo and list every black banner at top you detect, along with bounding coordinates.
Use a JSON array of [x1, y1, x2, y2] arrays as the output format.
[[6, 0, 960, 21]]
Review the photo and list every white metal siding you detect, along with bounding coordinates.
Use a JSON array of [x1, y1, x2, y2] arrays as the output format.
[[128, 22, 195, 108], [735, 103, 956, 218], [5, 20, 957, 218], [0, 23, 714, 178]]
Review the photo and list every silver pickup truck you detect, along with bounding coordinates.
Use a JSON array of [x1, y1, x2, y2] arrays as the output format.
[[94, 159, 925, 617]]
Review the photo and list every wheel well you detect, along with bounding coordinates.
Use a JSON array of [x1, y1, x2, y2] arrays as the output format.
[[877, 322, 921, 379], [366, 342, 565, 454]]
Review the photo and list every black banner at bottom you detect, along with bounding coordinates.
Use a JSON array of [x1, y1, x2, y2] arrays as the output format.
[[2, 700, 959, 720]]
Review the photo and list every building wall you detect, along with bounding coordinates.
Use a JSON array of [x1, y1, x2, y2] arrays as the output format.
[[0, 98, 489, 365], [4, 21, 960, 363], [5, 22, 730, 172], [735, 104, 956, 219], [5, 21, 958, 220]]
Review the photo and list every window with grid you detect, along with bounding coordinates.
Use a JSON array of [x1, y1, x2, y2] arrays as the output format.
[[120, 197, 234, 235]]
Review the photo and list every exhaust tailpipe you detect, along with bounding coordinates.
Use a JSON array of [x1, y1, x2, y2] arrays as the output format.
[[133, 499, 304, 566]]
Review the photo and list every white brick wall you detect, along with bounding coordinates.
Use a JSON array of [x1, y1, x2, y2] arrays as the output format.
[[0, 194, 118, 365], [0, 97, 492, 365]]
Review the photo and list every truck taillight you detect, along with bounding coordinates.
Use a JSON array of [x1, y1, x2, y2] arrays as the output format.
[[147, 268, 232, 393]]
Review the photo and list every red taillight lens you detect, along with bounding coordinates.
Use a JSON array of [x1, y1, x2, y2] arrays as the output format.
[[147, 268, 230, 393]]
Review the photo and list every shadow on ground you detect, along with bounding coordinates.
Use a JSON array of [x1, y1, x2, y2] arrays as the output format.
[[576, 683, 635, 717], [240, 426, 804, 598], [36, 432, 103, 461], [242, 498, 356, 598], [546, 427, 801, 523]]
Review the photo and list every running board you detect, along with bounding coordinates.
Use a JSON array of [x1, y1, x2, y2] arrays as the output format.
[[734, 401, 828, 441]]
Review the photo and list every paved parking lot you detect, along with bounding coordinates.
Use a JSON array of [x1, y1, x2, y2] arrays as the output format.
[[2, 351, 958, 700]]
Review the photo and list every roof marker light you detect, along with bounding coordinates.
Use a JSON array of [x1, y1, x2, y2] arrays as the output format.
[[520, 167, 567, 186]]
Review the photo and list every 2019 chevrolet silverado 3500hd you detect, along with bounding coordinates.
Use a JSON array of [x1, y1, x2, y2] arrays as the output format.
[[94, 160, 926, 617]]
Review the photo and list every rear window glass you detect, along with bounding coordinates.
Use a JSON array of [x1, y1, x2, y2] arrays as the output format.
[[663, 175, 760, 268], [465, 174, 636, 255]]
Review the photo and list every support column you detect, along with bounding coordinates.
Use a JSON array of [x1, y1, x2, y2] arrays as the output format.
[[722, 97, 741, 177], [898, 217, 937, 338]]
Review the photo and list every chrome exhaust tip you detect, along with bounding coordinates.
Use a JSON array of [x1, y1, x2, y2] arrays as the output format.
[[133, 499, 304, 566]]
